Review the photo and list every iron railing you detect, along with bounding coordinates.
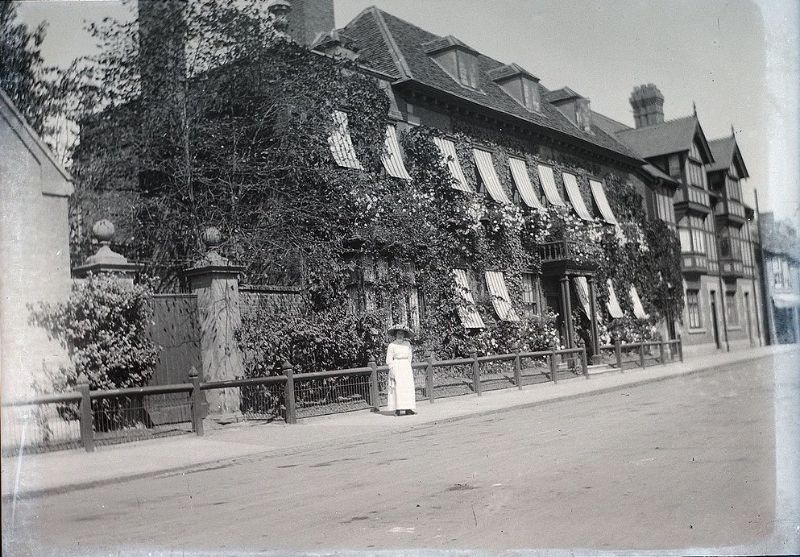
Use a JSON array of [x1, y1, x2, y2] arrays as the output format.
[[1, 338, 682, 454]]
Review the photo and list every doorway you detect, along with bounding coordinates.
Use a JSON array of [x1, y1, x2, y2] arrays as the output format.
[[744, 292, 754, 346], [710, 290, 721, 349]]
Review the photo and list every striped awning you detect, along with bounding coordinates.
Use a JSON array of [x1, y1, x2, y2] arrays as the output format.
[[563, 173, 594, 221], [453, 269, 486, 328], [589, 180, 619, 225], [328, 110, 363, 170], [629, 286, 649, 319], [606, 279, 624, 318], [433, 137, 471, 192], [485, 271, 520, 322], [381, 125, 411, 180], [473, 149, 511, 204], [509, 158, 544, 209], [536, 164, 565, 206], [574, 276, 603, 322]]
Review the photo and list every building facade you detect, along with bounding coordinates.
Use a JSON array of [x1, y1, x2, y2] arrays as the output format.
[[759, 212, 800, 344], [595, 85, 766, 354]]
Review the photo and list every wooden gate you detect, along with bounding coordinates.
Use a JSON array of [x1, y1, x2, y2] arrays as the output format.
[[146, 294, 202, 425]]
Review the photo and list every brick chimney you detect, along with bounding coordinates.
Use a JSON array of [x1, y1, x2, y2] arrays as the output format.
[[629, 84, 665, 128], [286, 0, 335, 46]]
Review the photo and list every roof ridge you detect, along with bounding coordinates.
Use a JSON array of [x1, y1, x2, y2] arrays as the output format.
[[369, 7, 413, 79]]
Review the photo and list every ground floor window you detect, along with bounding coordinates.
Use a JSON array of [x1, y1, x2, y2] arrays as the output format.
[[725, 291, 739, 326], [521, 272, 541, 318], [687, 289, 702, 329]]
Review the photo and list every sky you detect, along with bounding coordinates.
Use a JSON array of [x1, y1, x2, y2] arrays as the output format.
[[15, 0, 800, 220]]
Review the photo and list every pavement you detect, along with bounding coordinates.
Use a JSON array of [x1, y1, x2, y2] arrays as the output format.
[[1, 343, 797, 501]]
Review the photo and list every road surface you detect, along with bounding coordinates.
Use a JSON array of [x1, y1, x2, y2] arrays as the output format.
[[3, 357, 786, 554]]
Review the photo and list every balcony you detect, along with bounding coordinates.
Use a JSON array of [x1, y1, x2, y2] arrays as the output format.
[[719, 255, 745, 279], [538, 239, 597, 276], [681, 252, 708, 275], [714, 197, 747, 225], [674, 184, 711, 216]]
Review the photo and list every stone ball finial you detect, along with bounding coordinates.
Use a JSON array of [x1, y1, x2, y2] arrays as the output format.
[[92, 219, 115, 244], [267, 0, 292, 34], [202, 226, 222, 250]]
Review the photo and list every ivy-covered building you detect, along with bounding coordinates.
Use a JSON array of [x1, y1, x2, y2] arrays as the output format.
[[311, 6, 711, 354], [74, 0, 762, 364]]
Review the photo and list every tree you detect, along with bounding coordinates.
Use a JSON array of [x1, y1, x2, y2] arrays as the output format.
[[0, 1, 53, 138]]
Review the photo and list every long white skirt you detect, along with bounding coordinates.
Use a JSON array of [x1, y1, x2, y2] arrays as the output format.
[[387, 360, 416, 411]]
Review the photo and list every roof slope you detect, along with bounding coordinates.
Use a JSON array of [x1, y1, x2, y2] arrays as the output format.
[[615, 115, 704, 159], [707, 135, 749, 177], [339, 7, 640, 162]]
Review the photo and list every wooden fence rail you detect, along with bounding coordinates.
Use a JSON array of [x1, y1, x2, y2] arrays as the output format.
[[1, 338, 681, 454]]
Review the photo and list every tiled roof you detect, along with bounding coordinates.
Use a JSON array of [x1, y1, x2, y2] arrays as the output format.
[[642, 163, 676, 183], [706, 135, 749, 177], [338, 7, 640, 162], [591, 110, 632, 135], [615, 115, 704, 159], [544, 87, 583, 103], [707, 136, 735, 172]]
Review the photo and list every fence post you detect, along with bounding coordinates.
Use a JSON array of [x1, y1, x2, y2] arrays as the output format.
[[678, 334, 684, 362], [639, 343, 646, 368], [426, 354, 435, 403], [77, 373, 94, 453], [471, 351, 481, 396], [368, 359, 380, 412], [659, 341, 666, 366], [615, 340, 623, 373], [549, 350, 558, 384], [283, 361, 297, 424], [189, 366, 204, 437], [513, 346, 522, 390], [581, 346, 589, 379]]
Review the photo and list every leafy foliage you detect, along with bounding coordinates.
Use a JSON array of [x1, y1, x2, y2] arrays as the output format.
[[28, 274, 159, 392]]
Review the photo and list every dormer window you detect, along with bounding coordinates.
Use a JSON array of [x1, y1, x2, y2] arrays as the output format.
[[423, 36, 481, 90], [488, 63, 541, 112]]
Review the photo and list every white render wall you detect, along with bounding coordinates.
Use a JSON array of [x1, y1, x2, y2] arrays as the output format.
[[0, 92, 73, 400]]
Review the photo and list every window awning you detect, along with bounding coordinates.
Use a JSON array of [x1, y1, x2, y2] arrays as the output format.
[[606, 279, 624, 318], [773, 293, 800, 309], [536, 164, 565, 206], [589, 179, 619, 225], [381, 125, 411, 180], [574, 276, 602, 322], [485, 271, 520, 322], [574, 276, 591, 316], [473, 149, 511, 204], [433, 137, 471, 192], [328, 110, 363, 170], [563, 173, 594, 221], [509, 158, 544, 209], [453, 269, 486, 328], [629, 285, 649, 319]]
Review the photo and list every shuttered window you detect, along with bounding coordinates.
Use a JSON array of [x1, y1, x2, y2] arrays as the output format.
[[453, 269, 486, 329], [589, 180, 619, 225], [327, 110, 363, 169], [521, 272, 540, 318], [485, 271, 519, 322], [433, 137, 471, 192], [473, 149, 512, 204], [508, 158, 544, 209], [536, 164, 565, 206], [381, 125, 411, 180], [563, 173, 594, 221]]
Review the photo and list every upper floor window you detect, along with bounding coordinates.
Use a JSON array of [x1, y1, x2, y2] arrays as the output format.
[[686, 140, 707, 189], [678, 215, 706, 254], [725, 176, 741, 201], [655, 190, 676, 225]]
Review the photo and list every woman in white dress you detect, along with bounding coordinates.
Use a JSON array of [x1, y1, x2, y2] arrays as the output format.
[[385, 324, 416, 416]]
